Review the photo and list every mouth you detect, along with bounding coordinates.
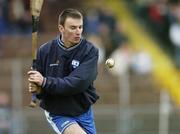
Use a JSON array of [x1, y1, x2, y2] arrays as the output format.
[[75, 37, 81, 40], [75, 36, 80, 38]]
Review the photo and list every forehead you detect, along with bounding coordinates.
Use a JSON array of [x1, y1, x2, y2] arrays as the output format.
[[64, 17, 83, 26]]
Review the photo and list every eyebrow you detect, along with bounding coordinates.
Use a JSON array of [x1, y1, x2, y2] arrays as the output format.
[[70, 25, 83, 27]]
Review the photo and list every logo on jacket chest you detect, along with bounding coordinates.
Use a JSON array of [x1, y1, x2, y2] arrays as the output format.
[[72, 60, 80, 69], [49, 60, 60, 67]]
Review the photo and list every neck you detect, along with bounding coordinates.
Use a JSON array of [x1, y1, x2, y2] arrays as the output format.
[[63, 40, 74, 48], [60, 36, 75, 48]]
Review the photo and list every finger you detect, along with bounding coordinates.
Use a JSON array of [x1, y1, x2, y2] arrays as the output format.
[[29, 77, 40, 85], [29, 74, 40, 79], [29, 88, 37, 93], [28, 78, 37, 83], [29, 85, 38, 92], [29, 82, 37, 87], [29, 75, 38, 80], [29, 89, 36, 93], [29, 75, 36, 80], [27, 70, 38, 75], [32, 74, 40, 78], [29, 86, 33, 93]]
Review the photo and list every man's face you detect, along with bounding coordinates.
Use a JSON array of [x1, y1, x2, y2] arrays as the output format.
[[59, 17, 83, 46]]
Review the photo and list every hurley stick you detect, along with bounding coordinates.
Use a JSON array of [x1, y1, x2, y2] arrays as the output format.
[[29, 0, 44, 107]]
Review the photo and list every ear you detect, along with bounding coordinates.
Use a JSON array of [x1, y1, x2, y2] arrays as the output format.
[[58, 25, 64, 33]]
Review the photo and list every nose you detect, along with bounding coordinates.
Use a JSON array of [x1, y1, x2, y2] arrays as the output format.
[[76, 28, 82, 35], [76, 29, 80, 35]]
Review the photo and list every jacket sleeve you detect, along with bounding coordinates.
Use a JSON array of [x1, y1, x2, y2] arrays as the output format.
[[43, 48, 99, 96], [35, 44, 48, 99]]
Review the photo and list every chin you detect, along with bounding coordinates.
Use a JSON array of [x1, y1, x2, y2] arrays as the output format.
[[74, 39, 80, 43]]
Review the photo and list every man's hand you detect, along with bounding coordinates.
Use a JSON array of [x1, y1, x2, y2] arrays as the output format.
[[28, 70, 44, 93], [28, 70, 44, 86], [28, 82, 42, 93]]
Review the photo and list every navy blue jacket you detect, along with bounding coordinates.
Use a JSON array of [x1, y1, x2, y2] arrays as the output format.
[[36, 36, 99, 116]]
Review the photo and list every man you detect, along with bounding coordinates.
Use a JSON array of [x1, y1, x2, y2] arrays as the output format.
[[28, 8, 99, 134]]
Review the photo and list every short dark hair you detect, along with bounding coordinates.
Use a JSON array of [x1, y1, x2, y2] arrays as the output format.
[[58, 8, 83, 26]]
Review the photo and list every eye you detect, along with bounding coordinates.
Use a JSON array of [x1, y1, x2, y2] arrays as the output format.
[[70, 26, 76, 30], [79, 26, 82, 29]]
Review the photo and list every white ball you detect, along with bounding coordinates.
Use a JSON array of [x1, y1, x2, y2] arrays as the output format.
[[105, 58, 115, 68]]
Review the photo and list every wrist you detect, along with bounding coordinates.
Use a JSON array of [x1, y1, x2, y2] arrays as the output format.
[[42, 77, 47, 88]]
